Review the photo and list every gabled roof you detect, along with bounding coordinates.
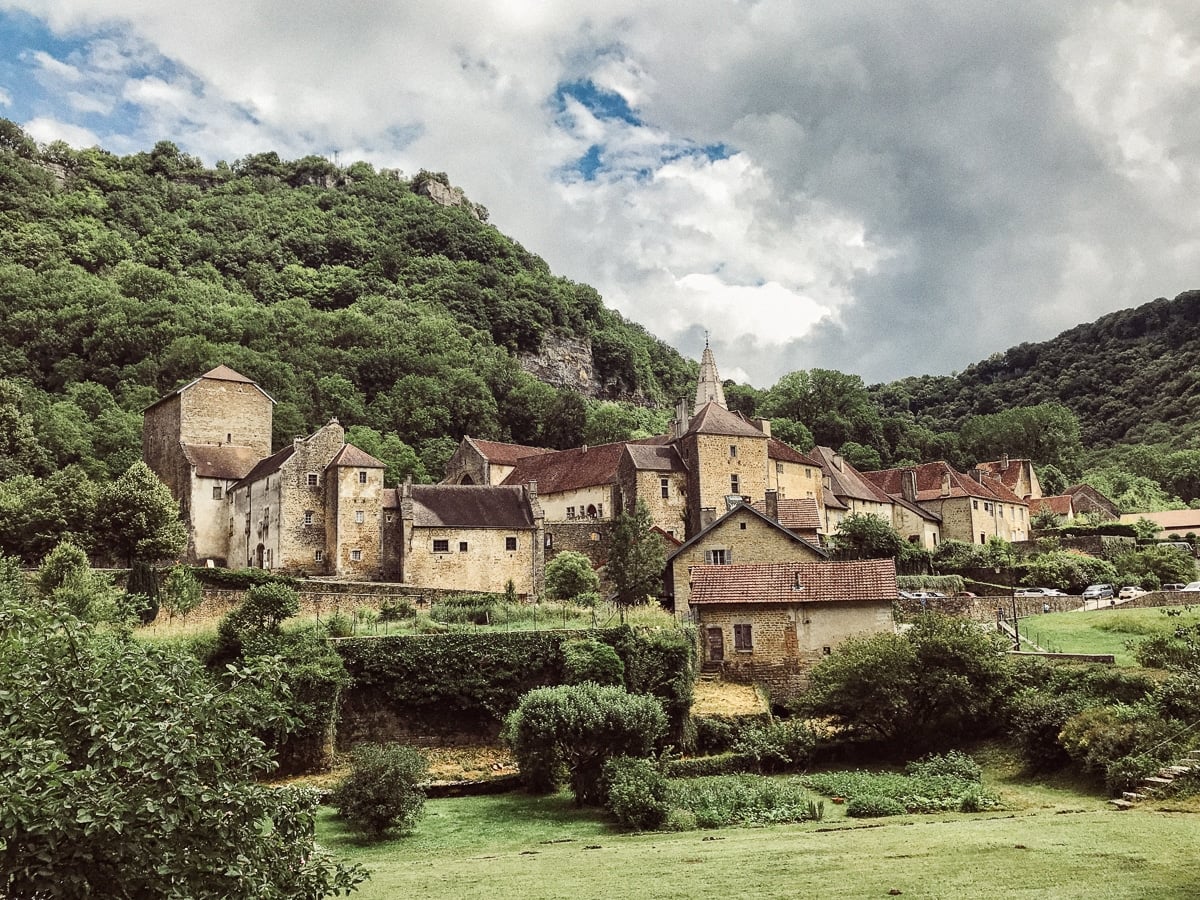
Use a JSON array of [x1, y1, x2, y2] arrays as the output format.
[[767, 438, 820, 466], [327, 444, 385, 469], [862, 461, 1027, 505], [143, 365, 275, 412], [181, 443, 263, 481], [892, 494, 942, 522], [975, 458, 1029, 492], [501, 442, 626, 493], [1118, 509, 1200, 530], [467, 437, 555, 466], [689, 559, 897, 605], [230, 444, 295, 490], [1031, 495, 1074, 516], [812, 446, 893, 504], [410, 485, 535, 529], [751, 497, 822, 532], [685, 401, 767, 439], [666, 502, 828, 565], [623, 443, 686, 472]]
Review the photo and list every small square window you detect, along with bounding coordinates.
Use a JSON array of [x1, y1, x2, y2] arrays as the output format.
[[660, 477, 669, 499], [705, 549, 730, 565], [355, 510, 365, 524], [314, 549, 323, 562], [729, 444, 738, 458], [304, 510, 314, 526], [973, 499, 979, 510], [358, 470, 368, 484], [567, 506, 576, 519], [459, 541, 469, 552], [433, 539, 449, 553], [822, 646, 832, 656], [350, 549, 363, 562], [740, 522, 747, 530], [590, 531, 601, 542], [734, 624, 753, 651], [307, 473, 318, 487], [730, 474, 740, 494], [506, 536, 517, 551]]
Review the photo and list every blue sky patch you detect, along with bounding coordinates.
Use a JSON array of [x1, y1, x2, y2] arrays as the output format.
[[554, 79, 642, 126]]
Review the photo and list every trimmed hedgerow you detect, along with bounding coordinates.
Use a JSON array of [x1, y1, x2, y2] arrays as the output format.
[[665, 752, 759, 778]]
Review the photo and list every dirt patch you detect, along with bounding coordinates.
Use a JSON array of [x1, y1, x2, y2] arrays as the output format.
[[691, 680, 769, 716]]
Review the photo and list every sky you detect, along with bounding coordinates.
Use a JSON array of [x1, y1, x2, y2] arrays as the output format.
[[1, 1, 1198, 387]]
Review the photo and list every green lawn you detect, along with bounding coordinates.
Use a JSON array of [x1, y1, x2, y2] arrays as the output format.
[[317, 774, 1200, 899], [1015, 605, 1200, 665]]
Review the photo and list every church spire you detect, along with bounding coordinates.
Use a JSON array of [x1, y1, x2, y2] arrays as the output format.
[[694, 333, 726, 412]]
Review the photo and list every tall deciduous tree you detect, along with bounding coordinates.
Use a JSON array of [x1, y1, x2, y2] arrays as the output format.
[[833, 512, 903, 560], [606, 501, 666, 620], [94, 461, 187, 567]]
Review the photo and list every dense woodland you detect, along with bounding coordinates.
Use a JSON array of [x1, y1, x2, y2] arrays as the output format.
[[2, 119, 1199, 564]]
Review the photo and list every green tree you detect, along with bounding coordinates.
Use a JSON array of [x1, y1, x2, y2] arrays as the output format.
[[0, 557, 365, 898], [605, 501, 666, 621], [94, 461, 187, 567], [960, 403, 1083, 474], [503, 682, 667, 805], [331, 744, 428, 840], [833, 512, 903, 560], [762, 369, 882, 450], [161, 564, 204, 620], [544, 550, 600, 601]]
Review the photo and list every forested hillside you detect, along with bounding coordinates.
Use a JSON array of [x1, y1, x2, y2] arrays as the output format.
[[0, 120, 693, 490]]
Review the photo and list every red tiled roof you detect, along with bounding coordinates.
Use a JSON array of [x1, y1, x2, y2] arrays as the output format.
[[863, 461, 1027, 506], [666, 503, 827, 565], [686, 402, 768, 438], [689, 559, 897, 605], [468, 437, 554, 466], [327, 444, 385, 469], [767, 437, 819, 466], [975, 459, 1026, 491], [181, 443, 263, 481], [1030, 495, 1074, 516], [501, 442, 626, 493], [812, 447, 893, 504], [752, 497, 822, 531], [411, 485, 535, 529]]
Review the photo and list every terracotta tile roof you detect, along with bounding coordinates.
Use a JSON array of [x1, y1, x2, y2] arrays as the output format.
[[1118, 509, 1200, 530], [689, 559, 897, 605], [751, 497, 822, 531], [468, 437, 555, 466], [686, 401, 768, 438], [767, 437, 819, 466], [230, 444, 295, 490], [1030, 495, 1074, 516], [812, 446, 893, 504], [863, 461, 1027, 506], [624, 444, 686, 472], [327, 444, 385, 469], [974, 459, 1026, 491], [144, 364, 275, 412], [501, 442, 626, 493], [666, 503, 828, 565], [411, 485, 535, 529], [181, 443, 263, 481]]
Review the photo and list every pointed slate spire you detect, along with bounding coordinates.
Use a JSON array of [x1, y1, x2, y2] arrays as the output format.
[[694, 333, 727, 412]]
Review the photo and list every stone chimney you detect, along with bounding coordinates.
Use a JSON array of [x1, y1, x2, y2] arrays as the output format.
[[902, 469, 917, 502], [672, 397, 689, 439], [753, 417, 772, 437], [940, 472, 951, 497], [1000, 453, 1009, 471], [832, 454, 844, 472], [765, 489, 779, 521]]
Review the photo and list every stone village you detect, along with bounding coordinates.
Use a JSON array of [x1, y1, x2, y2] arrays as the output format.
[[143, 345, 1117, 697]]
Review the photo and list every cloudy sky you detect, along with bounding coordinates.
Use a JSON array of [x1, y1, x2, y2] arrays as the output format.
[[1, 1, 1198, 386]]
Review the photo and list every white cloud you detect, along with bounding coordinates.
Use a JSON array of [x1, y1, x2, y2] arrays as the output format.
[[0, 86, 11, 106], [22, 115, 100, 146]]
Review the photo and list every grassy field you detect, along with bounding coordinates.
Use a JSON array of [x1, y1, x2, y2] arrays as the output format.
[[317, 761, 1200, 900], [1015, 605, 1200, 665]]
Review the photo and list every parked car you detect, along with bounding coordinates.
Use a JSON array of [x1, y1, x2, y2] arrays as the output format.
[[1162, 583, 1186, 592], [1181, 582, 1200, 592], [953, 591, 977, 598], [1082, 584, 1115, 601], [1015, 587, 1067, 597], [1118, 586, 1146, 600]]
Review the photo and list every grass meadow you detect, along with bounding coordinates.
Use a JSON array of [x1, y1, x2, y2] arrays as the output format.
[[1016, 605, 1200, 664]]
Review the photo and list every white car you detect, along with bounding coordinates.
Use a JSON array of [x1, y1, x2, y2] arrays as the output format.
[[1015, 587, 1067, 597], [1118, 586, 1145, 600], [1181, 582, 1200, 592]]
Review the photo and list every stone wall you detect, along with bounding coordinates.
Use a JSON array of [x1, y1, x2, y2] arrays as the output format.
[[545, 521, 613, 571], [328, 457, 383, 578], [400, 526, 540, 595], [681, 432, 769, 536]]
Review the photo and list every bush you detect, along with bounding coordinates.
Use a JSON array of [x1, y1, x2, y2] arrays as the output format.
[[905, 750, 982, 783], [733, 719, 817, 773], [691, 715, 743, 754], [665, 775, 824, 828], [325, 613, 353, 638], [603, 756, 670, 830], [378, 599, 417, 622], [845, 795, 906, 818], [430, 594, 495, 625], [563, 638, 625, 686], [544, 551, 600, 601], [331, 744, 429, 839], [1105, 753, 1161, 796], [1008, 691, 1084, 772], [664, 752, 758, 778]]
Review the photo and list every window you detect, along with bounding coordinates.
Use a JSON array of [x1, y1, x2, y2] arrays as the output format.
[[567, 506, 576, 519], [459, 541, 469, 552], [355, 510, 365, 524], [980, 533, 986, 544], [304, 510, 314, 526], [385, 512, 393, 522], [350, 549, 362, 562], [545, 533, 554, 549], [660, 477, 670, 499], [212, 485, 223, 500], [734, 624, 753, 651], [590, 531, 601, 542], [358, 470, 368, 484], [933, 534, 939, 546], [739, 522, 747, 530], [730, 474, 740, 494], [704, 548, 730, 565], [596, 503, 604, 518], [314, 549, 323, 562], [729, 444, 738, 458], [307, 473, 318, 487], [226, 433, 232, 443], [823, 646, 832, 656], [505, 536, 518, 551], [972, 499, 979, 510], [433, 539, 450, 553], [776, 462, 784, 474], [805, 467, 812, 478]]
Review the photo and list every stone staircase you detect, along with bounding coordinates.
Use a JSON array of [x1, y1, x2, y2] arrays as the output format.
[[1110, 749, 1200, 809], [698, 661, 723, 683]]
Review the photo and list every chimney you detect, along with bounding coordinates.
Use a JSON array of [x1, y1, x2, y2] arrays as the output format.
[[902, 469, 917, 502], [673, 397, 689, 439], [940, 472, 951, 497], [1000, 453, 1009, 471], [832, 454, 844, 472], [526, 479, 538, 501], [581, 444, 588, 454], [969, 468, 985, 484], [765, 489, 779, 521], [753, 417, 772, 437]]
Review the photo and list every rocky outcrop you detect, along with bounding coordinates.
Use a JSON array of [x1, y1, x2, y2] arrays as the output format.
[[415, 178, 482, 220], [518, 333, 599, 397]]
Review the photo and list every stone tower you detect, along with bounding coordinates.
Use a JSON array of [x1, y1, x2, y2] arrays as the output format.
[[694, 336, 727, 411]]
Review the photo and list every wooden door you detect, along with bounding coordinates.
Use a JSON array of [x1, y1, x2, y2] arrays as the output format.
[[706, 627, 724, 662]]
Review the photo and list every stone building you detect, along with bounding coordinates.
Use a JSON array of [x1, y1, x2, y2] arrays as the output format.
[[689, 558, 897, 701]]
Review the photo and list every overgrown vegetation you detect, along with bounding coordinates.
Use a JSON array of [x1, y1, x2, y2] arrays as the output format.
[[331, 744, 429, 840]]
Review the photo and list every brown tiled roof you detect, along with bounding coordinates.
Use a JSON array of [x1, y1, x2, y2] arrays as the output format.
[[230, 444, 295, 490], [751, 497, 822, 531], [468, 437, 554, 466], [666, 503, 828, 565], [651, 525, 683, 547], [812, 447, 893, 504], [767, 438, 819, 466], [1063, 484, 1120, 515], [686, 402, 767, 438], [624, 444, 686, 472], [975, 459, 1026, 491], [1031, 495, 1074, 516], [181, 443, 263, 481], [1118, 509, 1200, 530], [327, 444, 385, 469], [863, 461, 1027, 506], [689, 559, 897, 605], [824, 495, 849, 510], [144, 365, 275, 411], [501, 442, 626, 493], [411, 485, 535, 529]]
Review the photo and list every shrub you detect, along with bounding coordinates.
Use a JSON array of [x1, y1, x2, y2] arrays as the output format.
[[845, 795, 906, 818], [664, 752, 758, 778], [801, 769, 999, 813], [430, 594, 495, 625], [905, 750, 982, 783], [563, 638, 625, 686], [1008, 691, 1085, 772], [325, 613, 353, 638], [504, 682, 667, 805], [665, 775, 824, 828], [733, 719, 818, 773], [331, 743, 429, 839], [1105, 753, 1161, 796], [378, 599, 417, 622], [603, 756, 670, 830], [691, 715, 742, 754], [544, 551, 600, 601]]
